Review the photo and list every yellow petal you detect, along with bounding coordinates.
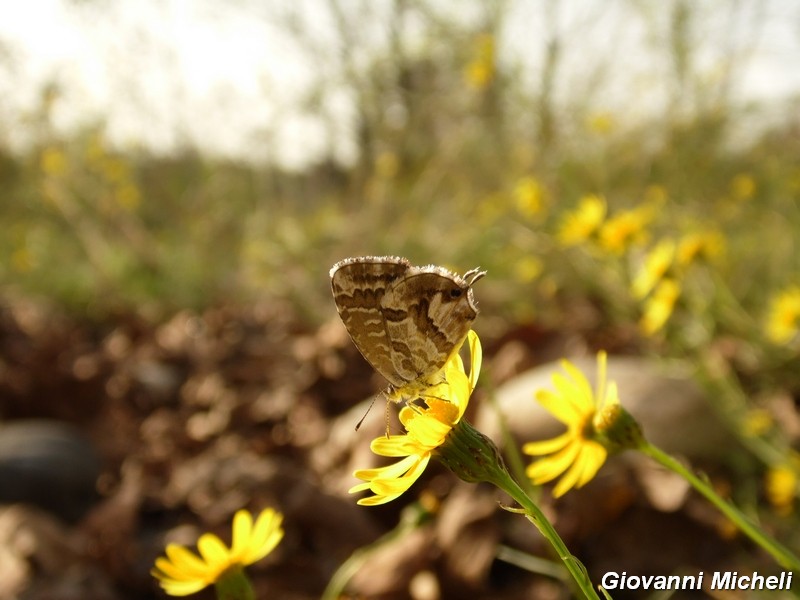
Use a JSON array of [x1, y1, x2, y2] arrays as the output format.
[[535, 387, 585, 424], [526, 442, 581, 484], [371, 435, 425, 457], [370, 455, 430, 495], [552, 442, 607, 497], [552, 460, 584, 497], [156, 577, 208, 596], [558, 361, 594, 410], [466, 330, 482, 391], [522, 432, 572, 456], [357, 492, 403, 506], [197, 533, 231, 573], [352, 454, 420, 482], [230, 510, 253, 561], [164, 544, 209, 579], [242, 509, 283, 564]]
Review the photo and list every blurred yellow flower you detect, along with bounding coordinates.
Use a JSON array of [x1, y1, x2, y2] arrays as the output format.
[[640, 278, 681, 335], [643, 184, 668, 205], [731, 173, 756, 201], [598, 206, 653, 255], [741, 408, 773, 438], [40, 147, 68, 176], [350, 331, 481, 505], [513, 176, 545, 219], [523, 351, 618, 497], [102, 157, 130, 183], [765, 459, 799, 516], [766, 286, 800, 344], [676, 230, 725, 266], [464, 33, 495, 90], [558, 194, 606, 246], [151, 508, 284, 597], [632, 239, 676, 299], [513, 255, 544, 283], [586, 112, 615, 135]]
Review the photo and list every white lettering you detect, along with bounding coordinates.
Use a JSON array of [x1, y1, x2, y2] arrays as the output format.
[[751, 572, 765, 589], [681, 574, 700, 589], [601, 572, 619, 590], [712, 572, 732, 589]]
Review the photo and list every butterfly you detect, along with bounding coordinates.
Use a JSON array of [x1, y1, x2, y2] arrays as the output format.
[[330, 256, 484, 404]]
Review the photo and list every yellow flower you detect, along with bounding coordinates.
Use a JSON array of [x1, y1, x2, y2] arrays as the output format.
[[513, 176, 545, 219], [513, 255, 543, 283], [40, 147, 68, 176], [151, 508, 284, 596], [731, 173, 756, 201], [640, 278, 681, 335], [643, 184, 668, 205], [350, 330, 481, 505], [464, 33, 495, 90], [558, 194, 606, 246], [740, 408, 773, 437], [766, 286, 800, 344], [632, 239, 676, 299], [676, 230, 725, 266], [598, 206, 653, 255], [765, 459, 799, 516], [523, 351, 618, 497], [586, 112, 614, 135]]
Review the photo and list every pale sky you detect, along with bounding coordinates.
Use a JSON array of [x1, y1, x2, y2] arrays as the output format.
[[1, 0, 798, 169]]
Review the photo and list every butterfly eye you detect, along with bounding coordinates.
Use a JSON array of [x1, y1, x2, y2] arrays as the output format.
[[449, 288, 463, 298]]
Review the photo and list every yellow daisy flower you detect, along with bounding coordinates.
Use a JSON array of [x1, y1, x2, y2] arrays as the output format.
[[513, 176, 545, 219], [586, 112, 615, 135], [523, 351, 623, 497], [558, 194, 607, 246], [464, 33, 495, 90], [598, 206, 653, 255], [350, 330, 482, 506], [730, 173, 756, 201], [765, 456, 800, 516], [766, 285, 800, 344], [676, 230, 725, 267], [152, 508, 284, 597], [631, 239, 676, 299], [640, 278, 681, 335]]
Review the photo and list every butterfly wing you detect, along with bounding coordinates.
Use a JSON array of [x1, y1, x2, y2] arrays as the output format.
[[379, 267, 479, 386], [330, 256, 411, 387]]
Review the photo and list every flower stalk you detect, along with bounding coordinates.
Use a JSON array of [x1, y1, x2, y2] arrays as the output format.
[[438, 419, 601, 600], [639, 442, 800, 572]]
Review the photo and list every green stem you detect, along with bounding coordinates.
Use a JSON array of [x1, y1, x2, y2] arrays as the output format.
[[640, 442, 800, 571], [214, 565, 256, 600], [493, 468, 602, 600]]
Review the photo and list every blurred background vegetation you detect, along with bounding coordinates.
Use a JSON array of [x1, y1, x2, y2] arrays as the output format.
[[2, 0, 797, 324], [1, 0, 799, 593]]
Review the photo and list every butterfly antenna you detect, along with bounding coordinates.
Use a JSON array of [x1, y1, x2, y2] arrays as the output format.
[[355, 394, 378, 431]]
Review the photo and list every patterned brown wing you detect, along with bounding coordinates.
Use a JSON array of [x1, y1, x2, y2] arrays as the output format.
[[379, 267, 480, 386], [330, 256, 412, 387]]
